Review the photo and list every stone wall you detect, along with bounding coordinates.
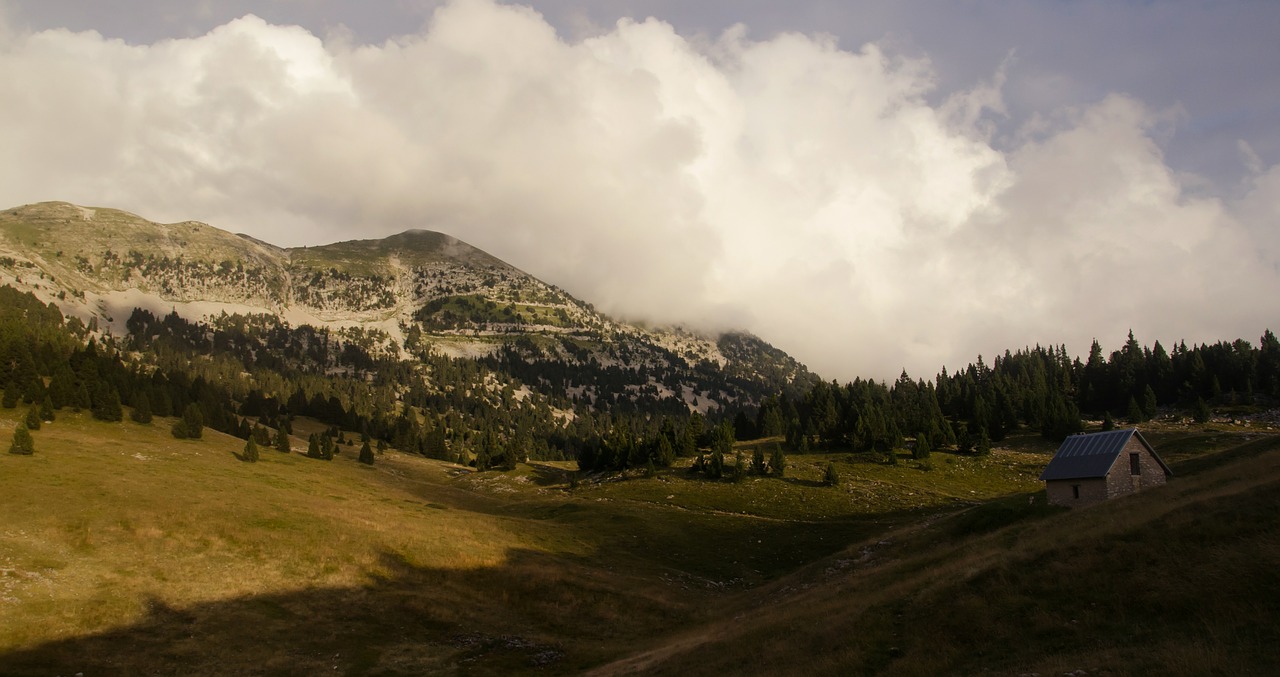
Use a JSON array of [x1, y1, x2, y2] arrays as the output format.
[[1046, 477, 1108, 507], [1104, 436, 1167, 499]]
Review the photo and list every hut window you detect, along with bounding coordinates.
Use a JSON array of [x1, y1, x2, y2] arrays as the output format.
[[1072, 484, 1080, 499], [1130, 453, 1141, 475]]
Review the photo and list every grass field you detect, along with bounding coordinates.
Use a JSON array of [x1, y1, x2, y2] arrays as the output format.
[[0, 408, 1276, 675]]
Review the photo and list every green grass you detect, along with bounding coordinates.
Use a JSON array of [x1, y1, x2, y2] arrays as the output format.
[[1, 410, 1275, 675]]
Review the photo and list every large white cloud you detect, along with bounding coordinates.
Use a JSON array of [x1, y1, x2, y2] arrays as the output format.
[[0, 0, 1276, 381]]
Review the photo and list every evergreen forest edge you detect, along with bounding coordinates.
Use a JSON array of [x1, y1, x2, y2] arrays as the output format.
[[4, 284, 1279, 475]]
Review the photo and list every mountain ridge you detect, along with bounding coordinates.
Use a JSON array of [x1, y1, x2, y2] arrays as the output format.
[[0, 201, 818, 414]]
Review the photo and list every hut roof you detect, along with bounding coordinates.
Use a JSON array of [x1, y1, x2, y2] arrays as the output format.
[[1039, 428, 1171, 482]]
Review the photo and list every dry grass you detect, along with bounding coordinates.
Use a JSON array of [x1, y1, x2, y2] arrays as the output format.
[[3, 410, 1275, 675]]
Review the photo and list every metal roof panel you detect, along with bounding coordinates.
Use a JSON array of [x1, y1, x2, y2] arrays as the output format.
[[1039, 429, 1136, 481]]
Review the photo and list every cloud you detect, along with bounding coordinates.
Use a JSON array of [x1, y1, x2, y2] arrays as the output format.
[[0, 0, 1276, 382]]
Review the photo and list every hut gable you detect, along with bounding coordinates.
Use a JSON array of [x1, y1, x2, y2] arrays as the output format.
[[1040, 428, 1171, 507]]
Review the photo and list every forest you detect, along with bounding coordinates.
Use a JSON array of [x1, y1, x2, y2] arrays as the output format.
[[3, 284, 1278, 477]]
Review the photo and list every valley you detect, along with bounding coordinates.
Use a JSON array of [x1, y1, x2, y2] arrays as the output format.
[[0, 201, 1277, 675], [1, 407, 1275, 675]]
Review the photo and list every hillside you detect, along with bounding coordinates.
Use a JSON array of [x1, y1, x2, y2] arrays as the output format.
[[0, 406, 1276, 675], [0, 201, 816, 417]]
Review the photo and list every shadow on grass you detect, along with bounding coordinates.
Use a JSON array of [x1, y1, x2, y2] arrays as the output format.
[[0, 500, 898, 676], [524, 462, 569, 487], [1168, 434, 1280, 476], [779, 476, 827, 488], [0, 548, 672, 677]]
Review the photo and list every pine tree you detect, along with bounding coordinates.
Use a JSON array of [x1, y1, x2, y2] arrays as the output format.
[[823, 462, 840, 487], [708, 449, 724, 479], [1102, 411, 1115, 431], [1193, 397, 1211, 424], [172, 403, 204, 439], [977, 429, 992, 456], [752, 446, 767, 475], [1141, 385, 1158, 420], [9, 424, 34, 455], [913, 432, 931, 460], [275, 428, 291, 453], [655, 434, 675, 467], [358, 440, 374, 465], [307, 433, 322, 458], [130, 391, 153, 424], [769, 445, 786, 477], [732, 451, 747, 483], [243, 437, 259, 463], [2, 381, 18, 409], [24, 407, 41, 431], [39, 396, 55, 423], [1126, 396, 1145, 423], [956, 422, 974, 455], [91, 384, 123, 422]]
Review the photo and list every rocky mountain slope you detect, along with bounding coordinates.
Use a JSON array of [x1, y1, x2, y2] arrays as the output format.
[[0, 201, 816, 414]]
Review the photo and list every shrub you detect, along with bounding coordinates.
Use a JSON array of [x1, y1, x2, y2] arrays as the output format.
[[823, 462, 840, 487], [8, 424, 34, 455]]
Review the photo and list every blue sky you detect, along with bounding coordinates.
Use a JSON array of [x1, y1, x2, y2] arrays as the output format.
[[2, 0, 1277, 381]]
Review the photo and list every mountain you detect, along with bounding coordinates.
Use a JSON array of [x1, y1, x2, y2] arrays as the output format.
[[0, 201, 817, 419]]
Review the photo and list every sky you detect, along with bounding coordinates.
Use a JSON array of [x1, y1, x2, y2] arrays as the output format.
[[1, 0, 1278, 383]]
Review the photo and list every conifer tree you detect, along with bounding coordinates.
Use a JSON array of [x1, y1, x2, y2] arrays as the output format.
[[752, 446, 767, 475], [977, 428, 992, 456], [1193, 397, 1212, 424], [91, 385, 123, 422], [823, 462, 840, 487], [732, 451, 747, 482], [307, 432, 322, 458], [9, 424, 34, 455], [130, 391, 153, 424], [2, 380, 21, 409], [1102, 411, 1115, 431], [243, 437, 259, 463], [1126, 396, 1145, 423], [655, 434, 675, 467], [358, 440, 374, 465], [769, 445, 786, 477], [1141, 385, 1158, 420], [73, 383, 90, 412], [913, 432, 931, 460], [172, 403, 204, 439], [24, 406, 41, 431], [708, 449, 724, 479], [39, 396, 55, 423], [275, 428, 291, 453]]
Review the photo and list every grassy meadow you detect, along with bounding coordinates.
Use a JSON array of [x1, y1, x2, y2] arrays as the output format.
[[1, 406, 1277, 675]]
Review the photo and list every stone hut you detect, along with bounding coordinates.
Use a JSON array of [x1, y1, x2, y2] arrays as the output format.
[[1039, 428, 1171, 508]]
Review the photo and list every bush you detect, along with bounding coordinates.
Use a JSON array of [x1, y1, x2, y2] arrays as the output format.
[[8, 424, 34, 455]]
